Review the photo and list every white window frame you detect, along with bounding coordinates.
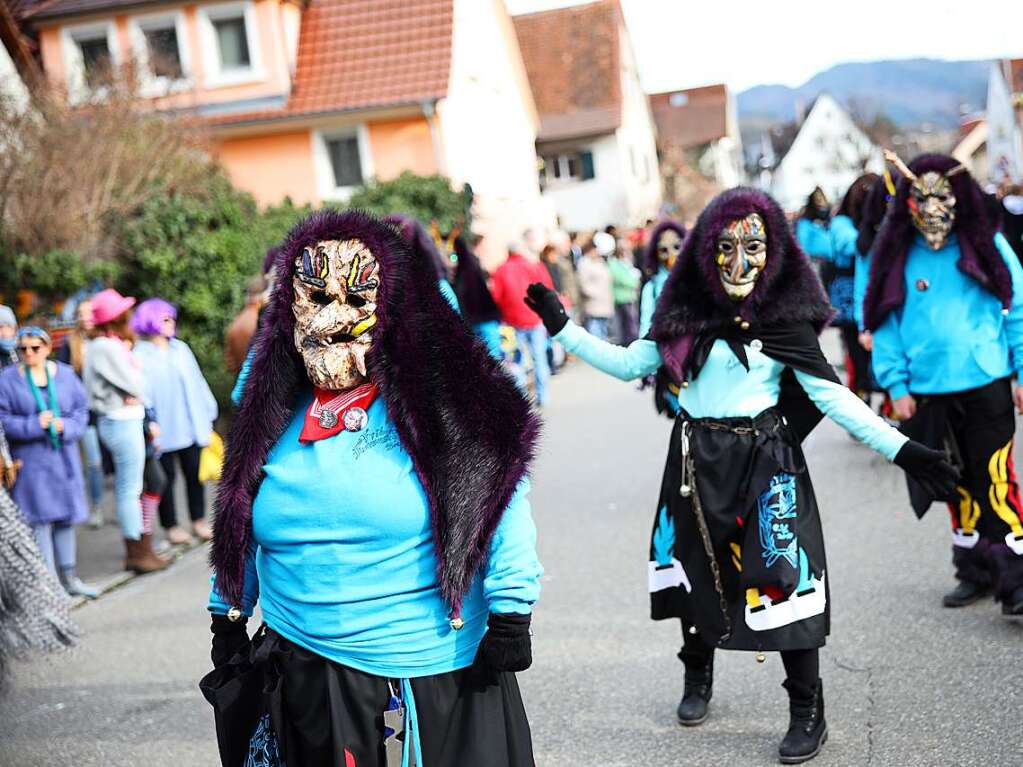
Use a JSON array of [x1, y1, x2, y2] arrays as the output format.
[[541, 153, 586, 187], [61, 20, 120, 103], [197, 0, 264, 88], [129, 11, 191, 96], [312, 125, 374, 202]]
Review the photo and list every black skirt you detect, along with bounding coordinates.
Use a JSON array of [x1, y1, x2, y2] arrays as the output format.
[[648, 408, 829, 652], [199, 626, 535, 767]]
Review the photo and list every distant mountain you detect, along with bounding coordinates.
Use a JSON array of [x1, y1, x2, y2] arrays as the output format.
[[737, 59, 990, 128]]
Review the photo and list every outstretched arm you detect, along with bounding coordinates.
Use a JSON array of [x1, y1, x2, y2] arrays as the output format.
[[525, 283, 662, 381]]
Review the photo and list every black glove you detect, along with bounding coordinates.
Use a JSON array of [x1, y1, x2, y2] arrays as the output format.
[[523, 283, 568, 336], [210, 613, 250, 668], [471, 613, 532, 686], [893, 440, 959, 501]]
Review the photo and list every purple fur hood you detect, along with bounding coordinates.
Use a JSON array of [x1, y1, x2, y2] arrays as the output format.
[[643, 219, 687, 275], [862, 153, 1012, 332], [212, 209, 540, 615], [649, 187, 833, 381]]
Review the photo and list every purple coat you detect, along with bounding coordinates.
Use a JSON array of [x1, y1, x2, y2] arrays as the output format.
[[0, 362, 89, 526]]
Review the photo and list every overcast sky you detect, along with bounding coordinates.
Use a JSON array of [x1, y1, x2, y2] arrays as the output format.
[[504, 0, 1023, 93]]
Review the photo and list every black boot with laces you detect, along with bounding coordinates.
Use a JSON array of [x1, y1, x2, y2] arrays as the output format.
[[676, 650, 713, 726], [778, 678, 827, 764]]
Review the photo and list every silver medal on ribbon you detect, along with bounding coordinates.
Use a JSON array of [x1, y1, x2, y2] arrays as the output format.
[[343, 406, 368, 432], [317, 409, 339, 429]]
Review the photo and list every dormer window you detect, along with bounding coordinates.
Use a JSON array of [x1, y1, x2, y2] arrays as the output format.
[[78, 35, 111, 86], [198, 1, 263, 87], [130, 12, 190, 95]]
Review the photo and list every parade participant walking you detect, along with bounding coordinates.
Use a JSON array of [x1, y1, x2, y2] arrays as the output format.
[[491, 242, 553, 405], [825, 174, 878, 396], [84, 289, 167, 574], [795, 187, 831, 263], [0, 306, 17, 369], [0, 420, 78, 694], [864, 153, 1023, 616], [640, 220, 687, 416], [132, 299, 218, 544], [203, 210, 542, 767], [0, 327, 98, 598], [525, 187, 955, 764]]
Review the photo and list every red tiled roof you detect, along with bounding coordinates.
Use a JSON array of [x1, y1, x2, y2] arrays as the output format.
[[210, 0, 453, 126], [649, 84, 729, 151], [512, 0, 621, 142], [1009, 58, 1023, 94], [22, 0, 167, 21]]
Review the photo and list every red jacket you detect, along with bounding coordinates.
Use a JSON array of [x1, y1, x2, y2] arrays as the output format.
[[490, 252, 553, 330]]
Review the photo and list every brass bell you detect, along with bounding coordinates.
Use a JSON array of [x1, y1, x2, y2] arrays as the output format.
[[734, 316, 742, 324], [680, 484, 693, 497], [681, 381, 689, 389], [741, 321, 751, 331], [756, 651, 767, 664]]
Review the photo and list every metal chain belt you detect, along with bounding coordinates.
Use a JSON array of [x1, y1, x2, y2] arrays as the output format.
[[679, 421, 731, 640]]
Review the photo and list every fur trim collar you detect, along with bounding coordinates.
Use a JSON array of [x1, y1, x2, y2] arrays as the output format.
[[212, 210, 540, 614]]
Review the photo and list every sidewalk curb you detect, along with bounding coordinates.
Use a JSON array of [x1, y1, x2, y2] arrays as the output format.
[[70, 538, 210, 610]]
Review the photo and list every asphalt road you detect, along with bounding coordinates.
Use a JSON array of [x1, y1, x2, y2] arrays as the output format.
[[2, 338, 1022, 767]]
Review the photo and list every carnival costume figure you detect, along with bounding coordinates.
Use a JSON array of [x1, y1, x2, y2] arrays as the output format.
[[0, 420, 78, 694], [864, 153, 1023, 616], [202, 210, 542, 767], [641, 219, 687, 417], [525, 187, 956, 764]]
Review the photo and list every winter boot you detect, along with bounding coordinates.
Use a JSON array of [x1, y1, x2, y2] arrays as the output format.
[[1002, 587, 1023, 617], [124, 534, 170, 574], [59, 567, 100, 599], [778, 678, 827, 764], [676, 649, 714, 726], [942, 580, 991, 607]]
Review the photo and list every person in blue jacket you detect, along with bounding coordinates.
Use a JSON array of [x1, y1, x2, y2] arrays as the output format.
[[794, 187, 832, 263], [525, 188, 955, 764], [825, 174, 879, 397], [202, 210, 542, 767], [864, 153, 1023, 618]]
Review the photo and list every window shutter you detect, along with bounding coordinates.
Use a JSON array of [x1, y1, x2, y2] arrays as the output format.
[[580, 151, 595, 180]]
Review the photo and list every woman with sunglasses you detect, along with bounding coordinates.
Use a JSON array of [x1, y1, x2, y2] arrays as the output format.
[[0, 326, 98, 598]]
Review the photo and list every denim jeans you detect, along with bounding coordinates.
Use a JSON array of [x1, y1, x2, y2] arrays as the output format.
[[514, 325, 550, 406], [80, 424, 105, 508], [97, 416, 145, 540], [32, 522, 77, 574], [585, 317, 610, 340]]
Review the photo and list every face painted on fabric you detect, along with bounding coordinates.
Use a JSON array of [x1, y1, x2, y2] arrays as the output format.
[[908, 172, 956, 250], [292, 239, 380, 391], [716, 214, 767, 300], [657, 229, 682, 269]]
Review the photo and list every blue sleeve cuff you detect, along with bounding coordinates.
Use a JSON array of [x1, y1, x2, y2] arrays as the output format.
[[888, 382, 910, 401]]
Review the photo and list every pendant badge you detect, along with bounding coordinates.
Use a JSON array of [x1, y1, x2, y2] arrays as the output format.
[[317, 409, 339, 429], [749, 339, 763, 353], [915, 278, 930, 292], [344, 406, 368, 432]]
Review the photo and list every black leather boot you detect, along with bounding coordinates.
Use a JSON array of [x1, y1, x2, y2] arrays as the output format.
[[942, 580, 991, 607], [676, 649, 713, 726], [778, 678, 827, 764], [1002, 587, 1023, 617]]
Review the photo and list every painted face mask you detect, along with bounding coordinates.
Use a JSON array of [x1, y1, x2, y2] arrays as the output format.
[[716, 214, 767, 300], [908, 171, 956, 250], [292, 239, 380, 390], [657, 229, 682, 270]]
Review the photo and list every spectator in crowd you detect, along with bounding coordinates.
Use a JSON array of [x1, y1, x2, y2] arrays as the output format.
[[0, 306, 17, 369], [132, 299, 218, 545], [491, 243, 554, 405], [1001, 184, 1023, 262], [0, 326, 98, 598], [608, 244, 641, 345], [229, 245, 280, 406], [551, 231, 580, 315], [577, 234, 615, 340], [84, 289, 167, 574], [540, 244, 563, 294], [224, 276, 265, 376], [57, 298, 107, 528], [568, 231, 584, 268]]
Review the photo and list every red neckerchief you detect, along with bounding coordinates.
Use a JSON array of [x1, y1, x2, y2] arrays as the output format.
[[299, 383, 379, 443]]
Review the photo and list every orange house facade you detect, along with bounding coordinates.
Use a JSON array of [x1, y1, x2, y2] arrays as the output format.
[[13, 0, 553, 265]]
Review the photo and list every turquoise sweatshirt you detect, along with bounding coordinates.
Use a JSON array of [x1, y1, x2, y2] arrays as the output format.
[[853, 249, 871, 331], [871, 233, 1023, 400], [555, 322, 907, 460], [208, 395, 541, 678], [796, 219, 832, 260], [639, 268, 669, 338]]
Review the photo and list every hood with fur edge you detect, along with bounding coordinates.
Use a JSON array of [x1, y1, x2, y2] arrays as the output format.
[[212, 209, 540, 615], [649, 187, 833, 382], [642, 219, 687, 276], [863, 153, 1012, 332]]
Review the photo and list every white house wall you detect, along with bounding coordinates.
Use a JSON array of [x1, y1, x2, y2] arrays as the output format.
[[540, 133, 627, 231], [439, 0, 554, 267], [771, 93, 882, 212], [0, 42, 28, 110], [613, 15, 661, 224]]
